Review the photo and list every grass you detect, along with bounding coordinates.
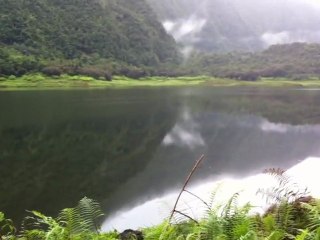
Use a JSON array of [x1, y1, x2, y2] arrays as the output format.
[[0, 74, 208, 90], [1, 74, 320, 90]]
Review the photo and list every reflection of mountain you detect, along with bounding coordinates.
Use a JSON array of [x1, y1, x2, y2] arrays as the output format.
[[147, 0, 320, 52], [2, 88, 320, 224], [0, 89, 177, 222], [102, 88, 320, 215], [105, 111, 320, 217]]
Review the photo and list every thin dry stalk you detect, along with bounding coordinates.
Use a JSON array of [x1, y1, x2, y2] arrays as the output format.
[[168, 154, 205, 223]]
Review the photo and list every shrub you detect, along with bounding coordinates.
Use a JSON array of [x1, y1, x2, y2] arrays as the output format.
[[55, 66, 112, 81], [118, 66, 147, 79], [41, 66, 63, 76], [259, 67, 289, 78], [76, 67, 112, 81], [223, 71, 260, 81]]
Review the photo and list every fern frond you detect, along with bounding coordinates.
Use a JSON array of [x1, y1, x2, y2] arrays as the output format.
[[208, 183, 223, 211], [144, 221, 179, 240], [259, 168, 309, 204], [199, 213, 222, 240], [239, 230, 257, 240], [262, 215, 277, 234], [58, 197, 104, 236], [295, 229, 309, 240], [275, 200, 294, 233], [0, 212, 16, 237], [222, 193, 239, 220], [265, 230, 285, 240], [22, 210, 65, 240]]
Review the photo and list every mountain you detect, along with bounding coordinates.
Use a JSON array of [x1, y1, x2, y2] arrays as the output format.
[[184, 42, 320, 80], [0, 0, 179, 76], [147, 0, 320, 53]]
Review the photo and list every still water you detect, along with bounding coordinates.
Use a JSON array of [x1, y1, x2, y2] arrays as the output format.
[[1, 87, 320, 229]]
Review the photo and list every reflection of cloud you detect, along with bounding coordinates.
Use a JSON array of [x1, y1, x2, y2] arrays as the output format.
[[163, 125, 205, 148], [259, 119, 320, 133], [102, 156, 320, 232], [260, 121, 288, 133], [162, 108, 205, 149]]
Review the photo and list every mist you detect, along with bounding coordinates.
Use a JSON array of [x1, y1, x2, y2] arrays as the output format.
[[147, 0, 320, 52]]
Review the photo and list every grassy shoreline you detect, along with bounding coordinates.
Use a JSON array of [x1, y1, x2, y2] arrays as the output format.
[[1, 74, 320, 90]]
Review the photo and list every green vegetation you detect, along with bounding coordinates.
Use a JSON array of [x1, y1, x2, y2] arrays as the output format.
[[0, 74, 208, 89], [1, 170, 320, 240], [2, 42, 320, 89], [0, 0, 179, 77], [1, 0, 320, 85], [0, 197, 119, 239], [185, 43, 320, 81], [1, 74, 320, 90]]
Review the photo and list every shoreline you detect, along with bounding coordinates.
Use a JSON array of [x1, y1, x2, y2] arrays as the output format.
[[1, 74, 320, 90]]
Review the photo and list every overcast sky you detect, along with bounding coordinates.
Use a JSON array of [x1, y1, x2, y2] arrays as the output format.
[[158, 0, 320, 50]]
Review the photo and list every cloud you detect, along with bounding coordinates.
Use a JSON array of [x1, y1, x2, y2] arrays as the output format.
[[162, 15, 206, 43], [261, 30, 320, 47], [157, 0, 320, 51]]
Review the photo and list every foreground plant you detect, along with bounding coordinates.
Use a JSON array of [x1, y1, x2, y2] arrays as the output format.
[[3, 167, 320, 239], [0, 212, 16, 239], [20, 197, 118, 240]]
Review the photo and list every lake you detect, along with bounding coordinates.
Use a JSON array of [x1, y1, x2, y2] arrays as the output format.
[[1, 87, 320, 229]]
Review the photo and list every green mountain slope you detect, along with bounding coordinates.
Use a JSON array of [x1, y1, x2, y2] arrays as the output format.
[[0, 0, 179, 76], [184, 43, 320, 79]]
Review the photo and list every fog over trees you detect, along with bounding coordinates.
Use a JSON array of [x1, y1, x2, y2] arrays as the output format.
[[147, 0, 320, 52]]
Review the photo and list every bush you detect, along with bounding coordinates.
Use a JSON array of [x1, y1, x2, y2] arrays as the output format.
[[118, 66, 147, 79], [76, 67, 112, 81], [153, 69, 189, 77], [258, 67, 289, 78], [51, 66, 112, 81], [41, 66, 63, 76], [223, 71, 260, 81]]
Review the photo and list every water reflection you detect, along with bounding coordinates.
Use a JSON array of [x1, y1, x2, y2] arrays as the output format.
[[1, 88, 320, 226], [103, 156, 320, 231], [103, 110, 320, 220], [0, 89, 178, 221]]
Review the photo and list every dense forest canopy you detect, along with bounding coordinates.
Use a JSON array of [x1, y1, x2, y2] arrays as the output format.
[[183, 43, 320, 80], [0, 0, 180, 77], [1, 0, 320, 80]]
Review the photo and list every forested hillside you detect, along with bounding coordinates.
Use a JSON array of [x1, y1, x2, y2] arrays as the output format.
[[0, 0, 179, 77], [184, 43, 320, 80]]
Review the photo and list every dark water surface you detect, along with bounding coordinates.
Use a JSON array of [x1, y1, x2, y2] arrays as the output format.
[[1, 87, 320, 224]]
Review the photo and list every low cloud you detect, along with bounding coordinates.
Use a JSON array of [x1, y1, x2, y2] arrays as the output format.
[[162, 15, 206, 56], [261, 30, 320, 47], [156, 0, 320, 52], [162, 16, 206, 42]]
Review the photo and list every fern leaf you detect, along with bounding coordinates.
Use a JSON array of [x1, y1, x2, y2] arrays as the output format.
[[295, 229, 309, 240], [239, 230, 257, 240], [58, 197, 104, 236]]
